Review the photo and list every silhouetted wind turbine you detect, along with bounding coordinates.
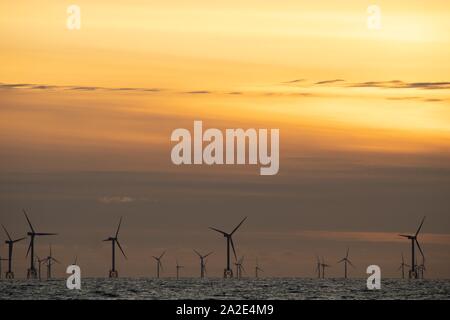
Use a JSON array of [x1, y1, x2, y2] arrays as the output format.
[[2, 224, 26, 279], [24, 210, 57, 279], [152, 251, 165, 278], [320, 257, 331, 279], [234, 256, 246, 279], [315, 255, 322, 279], [255, 258, 263, 278], [36, 256, 46, 281], [337, 248, 355, 279], [0, 256, 8, 279], [210, 217, 247, 278], [399, 216, 425, 279], [44, 245, 60, 279], [398, 253, 410, 279], [103, 217, 127, 278], [194, 250, 213, 278], [175, 259, 184, 280]]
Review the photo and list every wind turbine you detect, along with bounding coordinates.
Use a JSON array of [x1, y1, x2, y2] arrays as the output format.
[[44, 245, 60, 279], [234, 256, 246, 279], [398, 253, 410, 279], [320, 257, 331, 279], [315, 255, 322, 279], [194, 250, 213, 278], [399, 216, 425, 279], [0, 256, 8, 279], [152, 251, 165, 278], [255, 258, 263, 278], [36, 256, 46, 281], [175, 259, 184, 280], [337, 248, 355, 279], [103, 217, 127, 278], [210, 217, 247, 278], [23, 210, 57, 279], [2, 224, 26, 279]]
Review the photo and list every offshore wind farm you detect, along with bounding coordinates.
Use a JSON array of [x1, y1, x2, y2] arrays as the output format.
[[1, 212, 450, 299]]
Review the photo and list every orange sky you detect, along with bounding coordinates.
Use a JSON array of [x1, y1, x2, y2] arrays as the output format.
[[0, 0, 449, 278]]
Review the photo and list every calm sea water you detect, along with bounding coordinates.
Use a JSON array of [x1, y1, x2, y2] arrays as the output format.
[[1, 278, 449, 300]]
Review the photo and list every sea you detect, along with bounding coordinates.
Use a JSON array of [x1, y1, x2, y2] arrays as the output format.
[[0, 278, 450, 300], [0, 278, 449, 300]]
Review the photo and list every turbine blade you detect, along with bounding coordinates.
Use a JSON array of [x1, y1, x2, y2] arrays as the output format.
[[115, 216, 123, 238], [13, 237, 27, 243], [159, 260, 164, 272], [1, 224, 12, 241], [230, 237, 237, 260], [159, 251, 166, 259], [209, 227, 227, 235], [23, 209, 35, 233], [337, 258, 345, 263], [193, 249, 201, 257], [415, 216, 426, 237], [348, 260, 355, 268], [26, 241, 32, 258], [231, 217, 247, 235], [205, 251, 213, 258], [52, 258, 61, 264], [35, 233, 57, 236], [415, 239, 424, 259], [116, 240, 127, 259], [399, 234, 411, 238]]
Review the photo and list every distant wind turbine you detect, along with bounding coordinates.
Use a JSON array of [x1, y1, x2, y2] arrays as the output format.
[[36, 256, 46, 281], [255, 258, 263, 278], [152, 251, 165, 278], [176, 259, 184, 280], [399, 216, 425, 279], [320, 257, 331, 279], [210, 217, 247, 278], [44, 245, 60, 279], [315, 255, 322, 279], [194, 250, 213, 279], [24, 210, 57, 279], [398, 253, 410, 279], [234, 256, 246, 279], [103, 217, 127, 278], [2, 224, 26, 279], [337, 248, 355, 279]]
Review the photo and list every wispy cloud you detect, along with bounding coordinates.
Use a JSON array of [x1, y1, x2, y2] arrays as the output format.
[[98, 196, 134, 204], [315, 79, 345, 85], [348, 80, 450, 90]]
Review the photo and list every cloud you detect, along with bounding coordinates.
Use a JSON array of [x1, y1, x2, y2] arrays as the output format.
[[349, 80, 450, 90], [183, 90, 211, 94], [98, 196, 135, 204], [315, 79, 345, 85], [281, 79, 305, 84]]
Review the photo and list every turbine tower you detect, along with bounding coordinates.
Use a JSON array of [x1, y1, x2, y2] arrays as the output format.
[[399, 216, 425, 279], [103, 217, 127, 278], [152, 251, 165, 278], [210, 217, 247, 278], [398, 253, 410, 279], [194, 250, 213, 278], [320, 257, 331, 279], [24, 210, 57, 279], [175, 259, 184, 280], [44, 245, 60, 279], [337, 248, 355, 279], [2, 224, 26, 279], [255, 258, 263, 278]]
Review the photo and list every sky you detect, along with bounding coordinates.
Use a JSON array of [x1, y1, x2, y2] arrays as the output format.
[[0, 0, 449, 278]]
